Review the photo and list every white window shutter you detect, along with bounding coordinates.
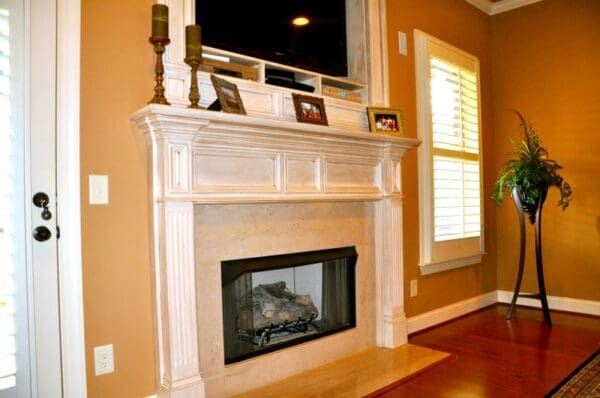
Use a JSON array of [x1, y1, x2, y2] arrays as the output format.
[[0, 7, 17, 390], [430, 56, 481, 242], [415, 30, 485, 274]]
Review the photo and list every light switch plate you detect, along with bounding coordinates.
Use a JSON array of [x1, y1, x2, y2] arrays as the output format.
[[89, 175, 109, 205], [398, 31, 408, 55], [94, 344, 114, 376]]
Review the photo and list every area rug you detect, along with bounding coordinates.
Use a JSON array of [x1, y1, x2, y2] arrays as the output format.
[[546, 349, 600, 397]]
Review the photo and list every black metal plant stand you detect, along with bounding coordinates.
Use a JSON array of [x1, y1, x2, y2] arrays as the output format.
[[506, 186, 552, 326]]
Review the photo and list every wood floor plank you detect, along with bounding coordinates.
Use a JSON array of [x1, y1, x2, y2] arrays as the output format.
[[233, 344, 451, 398], [377, 305, 600, 397]]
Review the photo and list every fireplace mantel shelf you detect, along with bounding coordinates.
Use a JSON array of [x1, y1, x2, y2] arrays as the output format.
[[131, 104, 420, 204]]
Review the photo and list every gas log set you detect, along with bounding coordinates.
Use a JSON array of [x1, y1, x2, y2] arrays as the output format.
[[237, 281, 319, 346]]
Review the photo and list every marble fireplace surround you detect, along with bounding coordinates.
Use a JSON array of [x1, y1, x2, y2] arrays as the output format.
[[131, 104, 420, 397]]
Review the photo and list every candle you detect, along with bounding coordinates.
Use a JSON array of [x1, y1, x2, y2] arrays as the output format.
[[185, 24, 202, 59], [151, 4, 169, 39]]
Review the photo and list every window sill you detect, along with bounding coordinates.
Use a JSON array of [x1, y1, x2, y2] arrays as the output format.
[[419, 253, 485, 276]]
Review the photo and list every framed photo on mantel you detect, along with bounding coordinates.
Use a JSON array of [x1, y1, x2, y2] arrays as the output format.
[[367, 107, 407, 136], [210, 74, 246, 115], [292, 93, 329, 126]]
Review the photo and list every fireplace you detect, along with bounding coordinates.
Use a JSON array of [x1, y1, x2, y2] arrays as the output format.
[[221, 247, 357, 363], [131, 105, 418, 397]]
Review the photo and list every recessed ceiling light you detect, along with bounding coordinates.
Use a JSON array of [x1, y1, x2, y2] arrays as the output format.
[[292, 17, 310, 26]]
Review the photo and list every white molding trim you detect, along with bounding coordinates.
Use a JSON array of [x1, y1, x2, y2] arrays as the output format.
[[407, 291, 600, 335], [464, 0, 493, 14], [375, 198, 408, 348], [464, 0, 543, 15], [407, 292, 497, 334], [56, 0, 86, 395], [365, 0, 389, 107], [490, 0, 543, 15], [419, 253, 485, 275], [497, 290, 600, 317]]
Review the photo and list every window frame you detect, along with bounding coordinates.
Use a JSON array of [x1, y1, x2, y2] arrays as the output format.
[[414, 30, 485, 275]]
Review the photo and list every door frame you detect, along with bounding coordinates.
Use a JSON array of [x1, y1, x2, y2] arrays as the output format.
[[55, 0, 86, 395]]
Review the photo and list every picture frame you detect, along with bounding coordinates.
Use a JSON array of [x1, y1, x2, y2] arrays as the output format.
[[367, 107, 407, 136], [210, 74, 246, 115], [292, 93, 328, 126]]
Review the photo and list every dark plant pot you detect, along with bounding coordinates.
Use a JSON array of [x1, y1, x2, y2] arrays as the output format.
[[513, 184, 548, 224]]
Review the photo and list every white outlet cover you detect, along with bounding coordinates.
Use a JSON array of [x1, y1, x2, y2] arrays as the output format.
[[410, 279, 418, 297], [89, 174, 109, 205], [94, 344, 115, 376], [398, 31, 408, 56]]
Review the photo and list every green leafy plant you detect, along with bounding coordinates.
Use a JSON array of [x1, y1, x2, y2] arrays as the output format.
[[492, 111, 572, 223]]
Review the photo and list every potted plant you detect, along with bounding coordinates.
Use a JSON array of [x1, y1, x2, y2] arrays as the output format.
[[492, 111, 572, 223]]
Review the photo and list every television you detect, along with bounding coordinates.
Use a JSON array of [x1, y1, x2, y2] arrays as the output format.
[[196, 0, 348, 77]]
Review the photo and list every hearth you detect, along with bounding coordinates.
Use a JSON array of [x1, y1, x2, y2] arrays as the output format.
[[221, 247, 357, 364]]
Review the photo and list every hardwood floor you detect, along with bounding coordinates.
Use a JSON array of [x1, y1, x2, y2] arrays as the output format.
[[377, 305, 600, 398]]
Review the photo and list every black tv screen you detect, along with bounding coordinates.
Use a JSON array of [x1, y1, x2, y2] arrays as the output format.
[[196, 0, 348, 77]]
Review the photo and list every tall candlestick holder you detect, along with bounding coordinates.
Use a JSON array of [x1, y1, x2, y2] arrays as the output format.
[[184, 56, 203, 109], [148, 36, 171, 105]]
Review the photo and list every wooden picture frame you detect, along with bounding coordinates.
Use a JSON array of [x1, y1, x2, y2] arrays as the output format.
[[292, 93, 328, 126], [210, 74, 246, 115], [367, 107, 406, 136]]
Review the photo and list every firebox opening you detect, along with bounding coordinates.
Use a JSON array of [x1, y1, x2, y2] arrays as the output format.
[[221, 246, 357, 364]]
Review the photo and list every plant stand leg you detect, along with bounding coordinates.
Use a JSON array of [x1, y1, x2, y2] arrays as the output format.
[[535, 203, 552, 326], [507, 189, 527, 320]]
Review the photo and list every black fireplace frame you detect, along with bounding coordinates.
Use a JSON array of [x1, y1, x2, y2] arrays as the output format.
[[221, 246, 357, 364]]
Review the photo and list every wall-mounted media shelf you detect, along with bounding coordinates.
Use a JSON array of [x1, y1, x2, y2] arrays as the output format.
[[165, 46, 370, 131], [200, 46, 366, 104]]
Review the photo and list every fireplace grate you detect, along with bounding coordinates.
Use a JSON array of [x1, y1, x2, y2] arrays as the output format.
[[238, 314, 318, 347]]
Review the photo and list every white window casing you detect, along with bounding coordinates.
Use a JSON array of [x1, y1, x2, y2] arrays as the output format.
[[414, 30, 485, 275]]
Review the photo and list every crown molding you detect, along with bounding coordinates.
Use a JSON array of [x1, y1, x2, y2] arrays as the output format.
[[464, 0, 543, 15], [490, 0, 543, 15], [464, 0, 493, 14]]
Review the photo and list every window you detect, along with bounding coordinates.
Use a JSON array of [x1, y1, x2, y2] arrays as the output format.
[[414, 30, 485, 275], [0, 5, 17, 390]]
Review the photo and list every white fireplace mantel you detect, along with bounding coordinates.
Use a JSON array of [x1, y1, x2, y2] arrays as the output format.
[[131, 104, 420, 397]]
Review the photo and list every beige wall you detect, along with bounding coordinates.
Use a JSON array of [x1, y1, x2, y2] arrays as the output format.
[[491, 0, 600, 300], [81, 0, 156, 396], [386, 0, 498, 317]]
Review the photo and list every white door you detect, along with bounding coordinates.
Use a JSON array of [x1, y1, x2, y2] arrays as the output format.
[[0, 0, 62, 396]]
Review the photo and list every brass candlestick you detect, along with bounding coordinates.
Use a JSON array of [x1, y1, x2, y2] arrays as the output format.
[[185, 56, 203, 109], [148, 36, 171, 105]]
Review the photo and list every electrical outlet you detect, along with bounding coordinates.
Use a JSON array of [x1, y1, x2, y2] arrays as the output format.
[[94, 344, 115, 376], [410, 279, 418, 297]]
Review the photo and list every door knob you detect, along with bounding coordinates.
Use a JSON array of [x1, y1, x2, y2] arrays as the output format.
[[33, 226, 52, 242], [33, 192, 52, 220]]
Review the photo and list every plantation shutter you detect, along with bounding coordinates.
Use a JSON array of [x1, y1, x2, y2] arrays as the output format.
[[430, 57, 481, 242], [0, 7, 17, 390], [415, 30, 484, 273]]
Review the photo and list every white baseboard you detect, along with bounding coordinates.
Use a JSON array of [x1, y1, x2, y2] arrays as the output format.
[[497, 290, 600, 316], [407, 291, 600, 335], [407, 291, 498, 334]]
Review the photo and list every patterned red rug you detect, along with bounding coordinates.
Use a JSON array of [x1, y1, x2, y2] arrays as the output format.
[[546, 349, 600, 397]]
